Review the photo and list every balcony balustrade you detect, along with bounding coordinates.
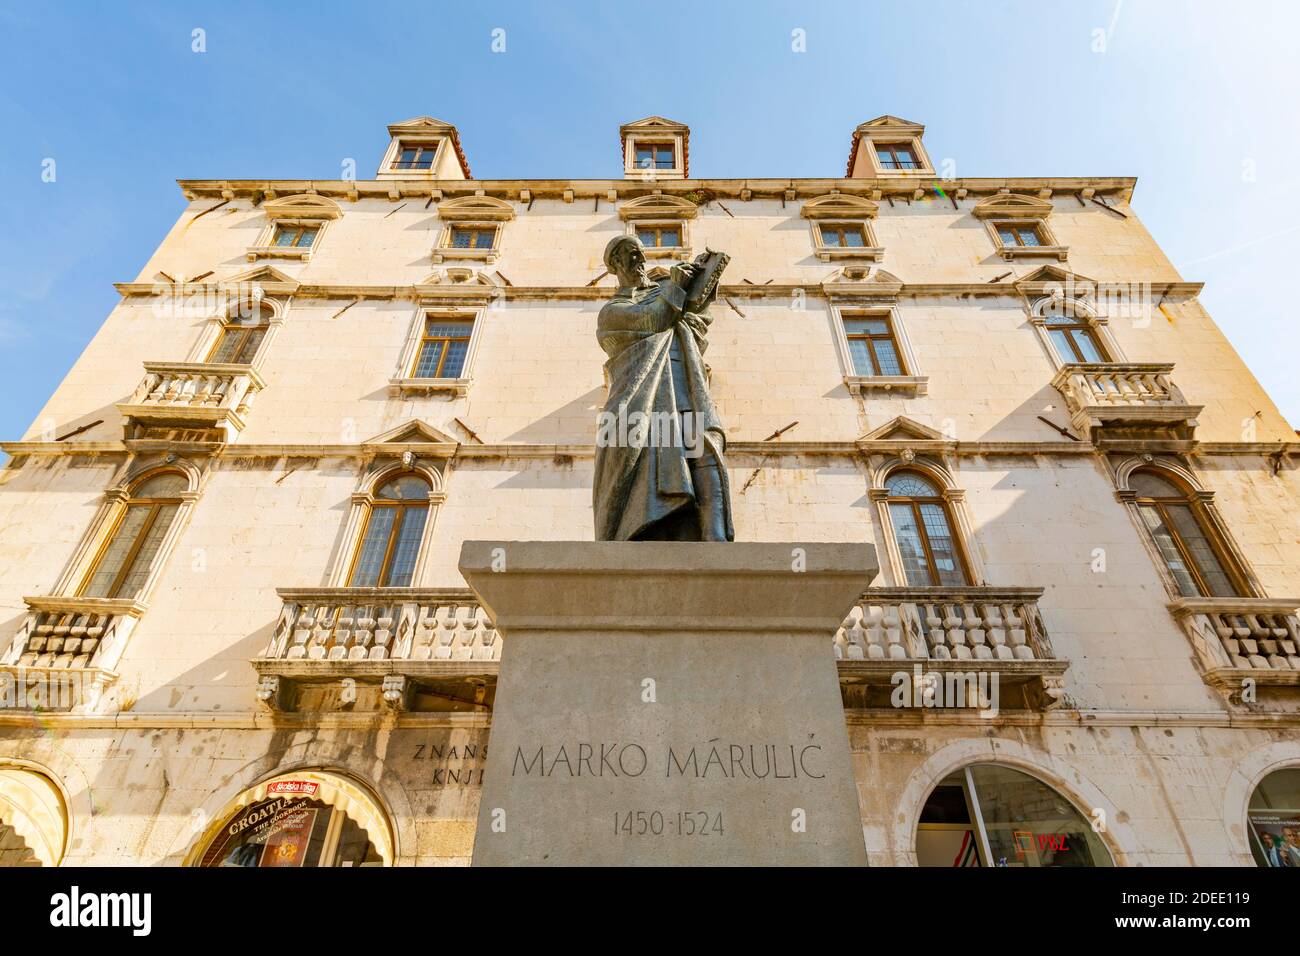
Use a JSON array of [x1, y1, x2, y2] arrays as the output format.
[[117, 361, 264, 442], [1051, 362, 1201, 440]]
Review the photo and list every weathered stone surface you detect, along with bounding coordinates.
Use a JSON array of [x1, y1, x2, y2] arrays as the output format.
[[462, 540, 876, 865]]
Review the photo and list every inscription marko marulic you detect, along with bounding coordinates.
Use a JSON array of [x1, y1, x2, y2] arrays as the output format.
[[511, 740, 826, 780]]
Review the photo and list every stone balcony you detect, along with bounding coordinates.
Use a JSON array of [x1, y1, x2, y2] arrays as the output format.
[[1051, 362, 1202, 440], [117, 361, 265, 443], [1169, 597, 1300, 702], [255, 585, 1067, 714], [834, 587, 1068, 711], [0, 596, 143, 710], [253, 588, 500, 713]]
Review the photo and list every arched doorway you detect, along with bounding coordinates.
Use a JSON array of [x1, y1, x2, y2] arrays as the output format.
[[916, 764, 1113, 867], [0, 766, 68, 867], [192, 770, 393, 868]]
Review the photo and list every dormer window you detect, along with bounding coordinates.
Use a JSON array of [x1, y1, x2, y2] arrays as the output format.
[[846, 115, 934, 178], [635, 142, 676, 170], [621, 116, 689, 180], [874, 142, 919, 170], [377, 117, 471, 181], [393, 141, 440, 170]]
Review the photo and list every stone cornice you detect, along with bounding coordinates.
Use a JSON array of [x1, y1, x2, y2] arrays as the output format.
[[6, 439, 1296, 460], [114, 279, 1206, 301], [176, 175, 1139, 204], [2, 706, 1298, 731]]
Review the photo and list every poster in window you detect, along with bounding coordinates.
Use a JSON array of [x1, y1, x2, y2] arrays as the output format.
[[1249, 813, 1300, 867]]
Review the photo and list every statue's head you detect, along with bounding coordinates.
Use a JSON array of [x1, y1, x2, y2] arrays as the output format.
[[604, 235, 646, 286]]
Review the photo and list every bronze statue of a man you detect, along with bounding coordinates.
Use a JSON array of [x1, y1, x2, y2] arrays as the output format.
[[593, 235, 734, 542]]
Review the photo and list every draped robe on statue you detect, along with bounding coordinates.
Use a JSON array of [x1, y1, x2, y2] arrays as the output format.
[[593, 278, 734, 542]]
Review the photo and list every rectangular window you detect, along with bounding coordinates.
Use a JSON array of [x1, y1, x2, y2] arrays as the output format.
[[843, 315, 905, 376], [634, 142, 675, 170], [875, 142, 919, 170], [411, 318, 473, 378], [393, 141, 439, 170], [272, 224, 318, 248], [636, 224, 681, 248], [448, 226, 497, 250], [996, 222, 1045, 248], [819, 223, 869, 248]]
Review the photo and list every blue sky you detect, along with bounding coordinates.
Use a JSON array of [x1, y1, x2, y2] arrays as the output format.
[[0, 0, 1297, 445]]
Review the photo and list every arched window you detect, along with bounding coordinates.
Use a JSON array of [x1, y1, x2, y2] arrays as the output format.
[[917, 764, 1113, 867], [347, 474, 431, 588], [206, 302, 271, 364], [1247, 768, 1300, 868], [885, 472, 971, 587], [1044, 307, 1107, 364], [1131, 469, 1243, 597], [79, 471, 188, 599]]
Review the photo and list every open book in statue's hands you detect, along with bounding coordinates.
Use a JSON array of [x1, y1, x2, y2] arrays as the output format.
[[672, 249, 730, 314]]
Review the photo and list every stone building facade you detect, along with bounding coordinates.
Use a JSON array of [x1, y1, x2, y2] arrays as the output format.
[[0, 114, 1297, 867]]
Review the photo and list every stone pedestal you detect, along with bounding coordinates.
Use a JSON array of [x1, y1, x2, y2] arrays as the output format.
[[460, 540, 877, 866]]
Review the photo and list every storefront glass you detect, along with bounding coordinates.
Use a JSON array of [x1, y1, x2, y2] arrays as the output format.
[[197, 777, 388, 868], [917, 764, 1113, 867], [1247, 767, 1300, 868]]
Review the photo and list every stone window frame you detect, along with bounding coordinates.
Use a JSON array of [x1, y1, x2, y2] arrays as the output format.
[[632, 140, 677, 172], [52, 456, 206, 604], [829, 298, 927, 396], [185, 295, 288, 372], [379, 135, 448, 177], [432, 195, 515, 264], [801, 192, 884, 262], [618, 193, 697, 260], [1111, 455, 1263, 601], [623, 134, 686, 181], [860, 134, 934, 178], [246, 194, 342, 262], [389, 301, 486, 398], [326, 457, 448, 589], [972, 193, 1067, 262], [1027, 293, 1126, 372], [868, 457, 986, 588]]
